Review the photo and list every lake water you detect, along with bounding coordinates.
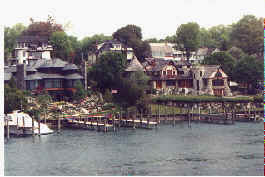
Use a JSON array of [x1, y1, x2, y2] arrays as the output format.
[[4, 122, 264, 176]]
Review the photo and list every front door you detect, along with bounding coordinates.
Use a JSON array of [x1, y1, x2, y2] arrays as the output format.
[[156, 81, 162, 89], [213, 89, 223, 96]]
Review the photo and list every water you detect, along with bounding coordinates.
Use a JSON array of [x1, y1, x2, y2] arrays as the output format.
[[5, 122, 264, 176]]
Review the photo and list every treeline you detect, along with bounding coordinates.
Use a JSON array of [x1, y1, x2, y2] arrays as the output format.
[[5, 15, 263, 64]]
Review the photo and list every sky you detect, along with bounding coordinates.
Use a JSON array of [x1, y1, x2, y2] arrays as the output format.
[[2, 0, 265, 40]]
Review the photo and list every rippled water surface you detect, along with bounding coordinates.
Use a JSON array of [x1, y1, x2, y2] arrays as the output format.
[[5, 122, 263, 176]]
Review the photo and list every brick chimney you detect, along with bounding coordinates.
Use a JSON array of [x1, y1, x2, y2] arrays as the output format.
[[16, 64, 26, 90]]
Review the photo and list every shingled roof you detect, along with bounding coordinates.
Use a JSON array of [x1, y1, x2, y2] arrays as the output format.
[[202, 65, 228, 78], [125, 56, 145, 72], [62, 63, 79, 71], [16, 35, 49, 43], [64, 73, 84, 80], [38, 58, 67, 68]]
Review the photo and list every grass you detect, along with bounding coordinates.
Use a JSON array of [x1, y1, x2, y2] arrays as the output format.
[[152, 95, 263, 104]]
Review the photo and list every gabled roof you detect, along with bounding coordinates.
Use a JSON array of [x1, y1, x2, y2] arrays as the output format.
[[125, 56, 145, 72], [38, 58, 68, 68], [62, 63, 79, 71], [25, 72, 43, 80], [16, 35, 49, 43], [64, 73, 84, 80], [201, 65, 228, 78]]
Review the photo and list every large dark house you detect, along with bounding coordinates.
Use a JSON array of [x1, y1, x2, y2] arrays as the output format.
[[5, 35, 84, 100]]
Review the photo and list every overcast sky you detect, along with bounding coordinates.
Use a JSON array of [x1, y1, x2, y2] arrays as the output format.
[[2, 0, 265, 40]]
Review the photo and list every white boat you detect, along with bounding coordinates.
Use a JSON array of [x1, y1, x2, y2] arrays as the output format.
[[5, 110, 54, 135]]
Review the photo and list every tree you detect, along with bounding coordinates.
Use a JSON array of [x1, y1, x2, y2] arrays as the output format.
[[203, 52, 235, 80], [81, 34, 112, 58], [72, 80, 87, 102], [230, 15, 263, 56], [112, 71, 150, 111], [37, 91, 52, 122], [164, 35, 176, 43], [50, 31, 73, 61], [4, 84, 27, 114], [113, 24, 151, 62], [145, 38, 159, 43], [4, 23, 26, 62], [88, 51, 127, 92], [176, 22, 200, 61], [232, 55, 263, 93], [227, 46, 246, 61], [208, 25, 232, 50], [22, 15, 64, 37]]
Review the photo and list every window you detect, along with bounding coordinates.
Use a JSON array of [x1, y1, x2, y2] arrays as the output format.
[[45, 79, 63, 88], [166, 80, 176, 86], [173, 71, 176, 75], [167, 70, 172, 75], [178, 71, 184, 75], [23, 51, 26, 57], [212, 79, 224, 86], [203, 79, 208, 87], [26, 80, 38, 90], [163, 71, 166, 75], [200, 71, 202, 77]]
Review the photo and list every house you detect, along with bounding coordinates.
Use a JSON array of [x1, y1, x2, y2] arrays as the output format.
[[96, 39, 134, 61], [192, 65, 232, 96], [143, 58, 193, 92], [5, 35, 84, 100], [149, 43, 203, 63], [11, 35, 53, 65], [142, 58, 232, 96]]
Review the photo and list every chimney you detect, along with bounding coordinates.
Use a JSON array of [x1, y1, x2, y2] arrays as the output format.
[[16, 64, 26, 90]]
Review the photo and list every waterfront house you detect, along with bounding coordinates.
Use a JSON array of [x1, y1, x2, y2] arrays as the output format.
[[142, 58, 232, 96], [4, 35, 84, 100]]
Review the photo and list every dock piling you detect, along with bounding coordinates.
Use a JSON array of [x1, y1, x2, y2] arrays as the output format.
[[6, 117, 10, 140], [32, 116, 35, 136]]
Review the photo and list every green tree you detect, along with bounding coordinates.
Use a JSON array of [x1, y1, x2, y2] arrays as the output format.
[[4, 23, 26, 62], [72, 80, 87, 102], [113, 24, 151, 62], [88, 51, 127, 92], [227, 46, 246, 61], [176, 22, 200, 61], [145, 38, 159, 43], [230, 15, 263, 55], [4, 84, 27, 114], [203, 52, 235, 80], [164, 35, 176, 43], [37, 91, 52, 122], [50, 31, 73, 61], [112, 71, 150, 111], [208, 25, 232, 50], [82, 34, 112, 54], [198, 27, 216, 48], [68, 35, 82, 65], [232, 55, 263, 93]]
